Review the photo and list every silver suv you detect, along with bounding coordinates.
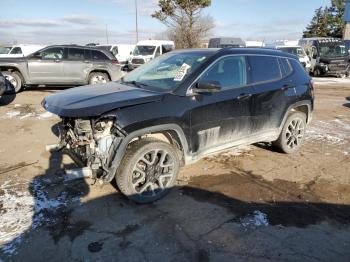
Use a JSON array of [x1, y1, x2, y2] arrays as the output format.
[[0, 45, 124, 92]]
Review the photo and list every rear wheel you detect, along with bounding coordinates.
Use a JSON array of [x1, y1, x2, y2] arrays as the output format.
[[88, 72, 110, 85], [2, 71, 23, 93], [273, 112, 307, 154], [116, 138, 180, 203]]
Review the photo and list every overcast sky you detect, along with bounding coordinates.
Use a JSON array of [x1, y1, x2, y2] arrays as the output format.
[[0, 0, 330, 45]]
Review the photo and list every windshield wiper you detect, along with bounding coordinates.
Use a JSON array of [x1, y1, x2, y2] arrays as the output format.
[[123, 80, 149, 88]]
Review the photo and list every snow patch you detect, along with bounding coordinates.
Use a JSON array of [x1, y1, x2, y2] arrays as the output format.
[[5, 111, 21, 118], [1, 110, 55, 120], [36, 111, 54, 120], [240, 210, 269, 228], [306, 118, 350, 144], [0, 178, 72, 256]]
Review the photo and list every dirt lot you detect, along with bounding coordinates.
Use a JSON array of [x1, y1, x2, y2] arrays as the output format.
[[0, 79, 349, 261]]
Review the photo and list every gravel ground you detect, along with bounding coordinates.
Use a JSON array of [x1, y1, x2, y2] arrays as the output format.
[[0, 79, 349, 261]]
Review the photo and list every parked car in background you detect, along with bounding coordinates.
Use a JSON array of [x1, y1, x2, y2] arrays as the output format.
[[299, 38, 349, 77], [96, 44, 135, 64], [43, 48, 313, 203], [245, 41, 265, 48], [0, 46, 12, 54], [276, 45, 311, 73], [0, 45, 123, 92], [0, 72, 5, 96], [0, 44, 46, 58], [208, 37, 246, 48], [128, 40, 174, 70]]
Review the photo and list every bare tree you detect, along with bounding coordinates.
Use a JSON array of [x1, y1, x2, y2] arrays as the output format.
[[152, 0, 214, 48]]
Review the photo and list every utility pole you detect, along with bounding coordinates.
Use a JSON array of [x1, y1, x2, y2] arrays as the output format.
[[135, 0, 139, 43], [105, 24, 109, 44]]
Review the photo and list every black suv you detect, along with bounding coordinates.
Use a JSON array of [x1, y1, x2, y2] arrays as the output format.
[[43, 48, 314, 203]]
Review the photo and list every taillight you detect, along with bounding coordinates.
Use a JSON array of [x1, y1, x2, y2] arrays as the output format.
[[111, 59, 119, 64]]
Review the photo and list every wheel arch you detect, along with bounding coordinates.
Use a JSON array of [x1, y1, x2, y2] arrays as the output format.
[[0, 67, 26, 82], [105, 124, 190, 182], [279, 101, 312, 131]]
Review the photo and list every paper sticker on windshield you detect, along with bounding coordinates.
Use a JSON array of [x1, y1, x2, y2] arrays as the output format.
[[174, 63, 191, 81]]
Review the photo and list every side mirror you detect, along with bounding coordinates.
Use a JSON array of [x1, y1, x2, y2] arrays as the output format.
[[192, 81, 221, 94]]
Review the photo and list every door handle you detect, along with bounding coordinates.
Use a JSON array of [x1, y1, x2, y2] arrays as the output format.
[[237, 93, 252, 100], [54, 59, 61, 63], [282, 84, 295, 91]]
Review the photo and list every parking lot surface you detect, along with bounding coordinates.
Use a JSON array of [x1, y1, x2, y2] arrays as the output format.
[[0, 79, 350, 261]]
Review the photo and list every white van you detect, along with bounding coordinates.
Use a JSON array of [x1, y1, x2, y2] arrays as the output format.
[[97, 44, 135, 64], [276, 45, 311, 73], [245, 41, 265, 48], [128, 40, 175, 70], [0, 44, 46, 58]]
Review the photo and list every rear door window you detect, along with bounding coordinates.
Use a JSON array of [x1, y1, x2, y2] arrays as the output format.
[[68, 48, 85, 60], [249, 56, 281, 83], [91, 50, 109, 60], [200, 56, 247, 90], [84, 49, 91, 60]]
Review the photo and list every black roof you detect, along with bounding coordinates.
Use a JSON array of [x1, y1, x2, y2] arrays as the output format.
[[172, 47, 298, 61]]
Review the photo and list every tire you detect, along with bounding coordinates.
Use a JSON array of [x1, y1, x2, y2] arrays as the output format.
[[2, 71, 23, 93], [116, 138, 180, 203], [312, 68, 320, 77], [273, 112, 307, 154], [88, 72, 110, 85]]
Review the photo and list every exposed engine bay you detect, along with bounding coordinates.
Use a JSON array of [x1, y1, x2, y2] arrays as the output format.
[[57, 118, 124, 181]]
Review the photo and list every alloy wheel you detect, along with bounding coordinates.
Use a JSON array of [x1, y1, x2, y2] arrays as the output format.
[[131, 149, 175, 197], [4, 74, 17, 88], [285, 118, 305, 149], [91, 75, 107, 84]]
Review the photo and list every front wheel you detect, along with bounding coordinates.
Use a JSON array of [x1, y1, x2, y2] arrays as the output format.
[[116, 138, 180, 203], [2, 71, 23, 93], [273, 112, 307, 154]]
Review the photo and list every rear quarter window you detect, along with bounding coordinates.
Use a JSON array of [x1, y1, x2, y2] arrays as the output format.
[[249, 56, 281, 83], [91, 50, 109, 60], [278, 58, 293, 77]]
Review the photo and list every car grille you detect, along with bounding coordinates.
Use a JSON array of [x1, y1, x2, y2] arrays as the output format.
[[132, 58, 145, 65], [328, 64, 347, 71]]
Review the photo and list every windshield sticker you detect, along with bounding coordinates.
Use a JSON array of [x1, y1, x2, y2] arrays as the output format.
[[174, 63, 191, 81]]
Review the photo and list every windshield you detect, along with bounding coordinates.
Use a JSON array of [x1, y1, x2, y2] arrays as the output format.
[[279, 47, 305, 57], [133, 45, 156, 56], [122, 52, 211, 92], [319, 44, 348, 58], [0, 46, 11, 54]]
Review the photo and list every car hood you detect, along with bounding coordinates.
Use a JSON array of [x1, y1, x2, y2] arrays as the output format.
[[42, 82, 164, 117]]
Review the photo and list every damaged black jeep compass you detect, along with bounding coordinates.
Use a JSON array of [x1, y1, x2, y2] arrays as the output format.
[[43, 48, 314, 203]]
